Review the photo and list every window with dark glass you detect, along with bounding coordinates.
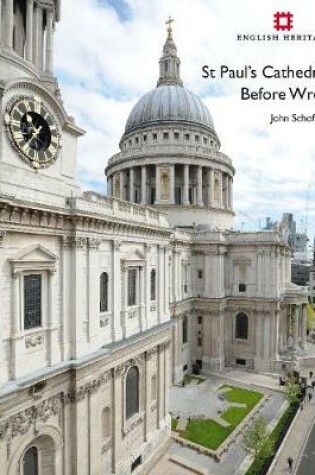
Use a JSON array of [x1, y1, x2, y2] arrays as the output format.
[[197, 336, 203, 347], [198, 270, 203, 279], [175, 187, 182, 205], [128, 268, 137, 306], [100, 272, 108, 312], [197, 316, 203, 325], [150, 269, 156, 300], [126, 366, 139, 419], [235, 312, 248, 339], [163, 132, 169, 140], [174, 132, 180, 139], [24, 275, 42, 330], [239, 283, 246, 292], [24, 446, 39, 475], [182, 316, 188, 344]]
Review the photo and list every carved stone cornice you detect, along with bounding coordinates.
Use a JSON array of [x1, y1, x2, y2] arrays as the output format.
[[0, 394, 61, 440], [25, 332, 45, 349], [145, 347, 158, 360], [101, 438, 112, 454], [122, 412, 145, 437], [62, 236, 87, 248], [66, 370, 111, 402], [87, 238, 101, 249]]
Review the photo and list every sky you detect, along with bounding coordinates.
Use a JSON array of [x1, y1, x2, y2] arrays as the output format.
[[55, 0, 315, 246]]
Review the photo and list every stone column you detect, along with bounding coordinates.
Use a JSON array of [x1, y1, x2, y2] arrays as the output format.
[[229, 177, 233, 209], [119, 170, 124, 200], [0, 0, 2, 45], [197, 165, 203, 207], [145, 244, 151, 328], [12, 272, 21, 335], [219, 171, 223, 207], [164, 343, 170, 421], [26, 0, 34, 61], [155, 166, 160, 204], [164, 247, 170, 317], [112, 242, 122, 342], [158, 246, 164, 324], [292, 305, 298, 352], [112, 368, 123, 474], [139, 267, 145, 332], [129, 167, 134, 202], [48, 269, 59, 365], [33, 3, 39, 67], [301, 304, 307, 350], [170, 164, 175, 204], [5, 0, 13, 48], [141, 166, 147, 204], [45, 8, 54, 73], [144, 351, 153, 441], [208, 168, 214, 207], [183, 164, 189, 205], [107, 176, 113, 196], [157, 344, 164, 428], [121, 265, 128, 338], [37, 5, 44, 70]]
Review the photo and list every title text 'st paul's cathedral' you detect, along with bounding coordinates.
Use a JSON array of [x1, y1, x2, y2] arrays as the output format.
[[0, 5, 309, 475]]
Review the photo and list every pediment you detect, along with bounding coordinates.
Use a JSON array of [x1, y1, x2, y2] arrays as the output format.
[[124, 249, 146, 261], [12, 245, 58, 263], [10, 245, 58, 275]]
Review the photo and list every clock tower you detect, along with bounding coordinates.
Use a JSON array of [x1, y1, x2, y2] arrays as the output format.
[[0, 0, 83, 207]]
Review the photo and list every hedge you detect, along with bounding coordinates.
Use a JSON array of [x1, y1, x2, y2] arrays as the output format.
[[246, 402, 299, 475]]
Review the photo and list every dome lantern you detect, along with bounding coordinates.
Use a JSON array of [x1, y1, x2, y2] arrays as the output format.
[[157, 17, 183, 87]]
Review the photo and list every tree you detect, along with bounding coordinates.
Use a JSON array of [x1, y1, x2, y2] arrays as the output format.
[[307, 303, 315, 331], [284, 374, 301, 405], [242, 416, 274, 460]]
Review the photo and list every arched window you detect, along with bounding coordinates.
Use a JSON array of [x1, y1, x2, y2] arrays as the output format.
[[235, 312, 248, 339], [100, 272, 108, 312], [101, 407, 111, 438], [150, 269, 156, 301], [23, 446, 38, 475], [126, 366, 139, 420], [182, 315, 188, 344]]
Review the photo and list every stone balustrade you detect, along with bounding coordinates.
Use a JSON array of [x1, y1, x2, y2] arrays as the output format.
[[67, 192, 169, 228]]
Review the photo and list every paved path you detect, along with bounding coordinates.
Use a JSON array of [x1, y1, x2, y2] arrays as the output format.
[[270, 389, 315, 475], [296, 418, 315, 475], [153, 372, 285, 475]]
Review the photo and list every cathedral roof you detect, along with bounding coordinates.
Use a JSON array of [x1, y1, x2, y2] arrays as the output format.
[[124, 18, 215, 135], [125, 84, 215, 133]]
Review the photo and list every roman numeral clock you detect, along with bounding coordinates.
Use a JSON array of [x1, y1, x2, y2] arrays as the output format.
[[4, 95, 62, 169]]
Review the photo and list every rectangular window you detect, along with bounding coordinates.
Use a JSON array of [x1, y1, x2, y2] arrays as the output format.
[[239, 283, 246, 292], [197, 316, 203, 325], [203, 137, 208, 145], [184, 133, 190, 141], [150, 187, 156, 204], [143, 134, 147, 142], [152, 133, 157, 141], [163, 132, 169, 140], [198, 270, 203, 279], [24, 274, 42, 330], [174, 132, 180, 139], [135, 137, 139, 144], [128, 268, 137, 306], [175, 187, 182, 204], [195, 135, 200, 142], [197, 336, 203, 347]]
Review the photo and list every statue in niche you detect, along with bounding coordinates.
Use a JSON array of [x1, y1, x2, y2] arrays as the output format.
[[160, 165, 170, 200]]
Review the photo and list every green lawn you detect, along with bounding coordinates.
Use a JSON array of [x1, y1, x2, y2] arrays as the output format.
[[182, 374, 205, 385], [171, 418, 178, 431], [179, 385, 263, 450]]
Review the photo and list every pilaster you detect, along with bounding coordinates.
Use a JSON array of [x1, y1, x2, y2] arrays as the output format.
[[112, 241, 122, 342]]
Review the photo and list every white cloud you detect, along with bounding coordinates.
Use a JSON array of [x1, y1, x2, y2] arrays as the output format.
[[55, 0, 315, 242]]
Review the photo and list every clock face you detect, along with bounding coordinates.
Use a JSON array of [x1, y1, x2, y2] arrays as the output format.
[[4, 95, 62, 169]]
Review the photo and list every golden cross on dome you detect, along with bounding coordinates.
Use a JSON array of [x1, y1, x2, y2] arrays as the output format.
[[166, 16, 174, 38]]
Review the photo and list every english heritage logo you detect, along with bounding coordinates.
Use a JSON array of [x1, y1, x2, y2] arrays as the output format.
[[237, 7, 315, 42]]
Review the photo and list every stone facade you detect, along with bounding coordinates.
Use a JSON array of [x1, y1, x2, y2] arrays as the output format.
[[0, 4, 310, 475]]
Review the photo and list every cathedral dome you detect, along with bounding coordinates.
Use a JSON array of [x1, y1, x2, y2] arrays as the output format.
[[125, 84, 215, 134]]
